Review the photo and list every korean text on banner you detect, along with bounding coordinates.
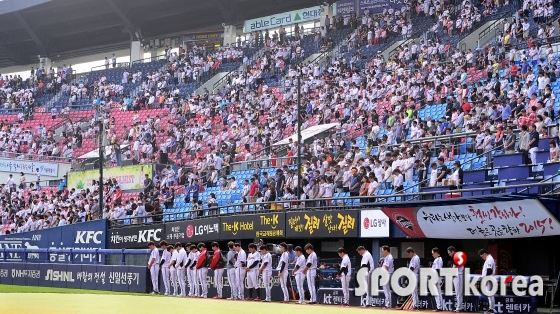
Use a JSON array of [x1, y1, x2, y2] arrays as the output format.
[[336, 0, 357, 16], [285, 210, 358, 238], [0, 159, 58, 177], [219, 213, 285, 240], [67, 164, 152, 191], [358, 0, 404, 15], [382, 199, 560, 239]]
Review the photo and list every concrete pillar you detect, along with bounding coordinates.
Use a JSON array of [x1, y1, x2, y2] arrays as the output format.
[[39, 57, 51, 73], [371, 239, 380, 267], [130, 41, 143, 64], [223, 25, 237, 46]]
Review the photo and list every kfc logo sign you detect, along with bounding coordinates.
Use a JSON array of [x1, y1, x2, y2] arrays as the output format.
[[138, 229, 162, 243], [75, 231, 103, 244]]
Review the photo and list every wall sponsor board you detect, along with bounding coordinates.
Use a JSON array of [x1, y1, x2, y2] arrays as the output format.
[[67, 164, 152, 191], [336, 0, 357, 16], [0, 263, 148, 292], [382, 199, 560, 239], [220, 213, 285, 240], [0, 220, 107, 263], [165, 217, 220, 243], [109, 224, 165, 249], [358, 0, 404, 15], [286, 210, 358, 238], [360, 209, 390, 237], [0, 159, 58, 176], [244, 6, 321, 32]]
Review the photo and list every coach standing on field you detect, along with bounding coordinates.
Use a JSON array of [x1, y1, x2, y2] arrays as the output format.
[[147, 241, 160, 294], [226, 241, 238, 300], [160, 241, 171, 296], [303, 243, 318, 304], [381, 245, 394, 309], [448, 246, 464, 313], [210, 242, 225, 299], [234, 243, 247, 300], [357, 246, 374, 307]]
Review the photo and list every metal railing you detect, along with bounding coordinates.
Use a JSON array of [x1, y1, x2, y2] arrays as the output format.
[[90, 62, 131, 73], [131, 54, 167, 66], [108, 180, 560, 228]]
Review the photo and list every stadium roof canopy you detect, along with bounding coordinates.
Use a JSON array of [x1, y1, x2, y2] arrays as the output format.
[[0, 0, 326, 68]]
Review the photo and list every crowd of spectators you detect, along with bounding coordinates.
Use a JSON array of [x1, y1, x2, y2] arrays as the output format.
[[2, 0, 560, 228]]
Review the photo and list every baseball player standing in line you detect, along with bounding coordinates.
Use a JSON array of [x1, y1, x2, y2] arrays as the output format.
[[234, 243, 247, 300], [176, 242, 187, 297], [381, 245, 394, 309], [337, 247, 352, 308], [303, 243, 318, 305], [210, 242, 225, 299], [226, 241, 238, 300], [277, 242, 290, 303], [448, 246, 464, 312], [293, 246, 307, 305], [160, 241, 171, 296], [479, 249, 496, 314], [431, 247, 444, 311], [399, 247, 420, 311], [189, 244, 200, 297], [245, 243, 261, 301], [147, 241, 160, 294], [183, 243, 194, 297], [259, 245, 273, 302], [357, 245, 374, 307], [169, 244, 178, 296], [195, 243, 209, 298]]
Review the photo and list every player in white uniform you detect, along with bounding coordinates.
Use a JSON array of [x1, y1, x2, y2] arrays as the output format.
[[169, 244, 179, 296], [303, 243, 318, 304], [357, 246, 374, 307], [226, 242, 238, 300], [183, 243, 195, 297], [479, 249, 496, 314], [337, 247, 352, 307], [259, 245, 273, 302], [160, 241, 172, 296], [176, 243, 187, 297], [277, 242, 290, 303], [234, 243, 247, 300], [381, 245, 394, 309], [448, 246, 464, 312], [431, 247, 444, 311], [245, 243, 261, 300], [293, 246, 307, 305], [400, 247, 420, 310], [147, 241, 160, 294], [189, 245, 200, 297]]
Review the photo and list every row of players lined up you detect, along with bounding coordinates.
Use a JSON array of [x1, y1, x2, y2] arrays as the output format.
[[146, 242, 496, 312]]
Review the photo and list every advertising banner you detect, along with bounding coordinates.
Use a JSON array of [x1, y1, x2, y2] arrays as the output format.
[[244, 6, 321, 32], [336, 0, 357, 16], [0, 220, 107, 263], [165, 217, 220, 243], [360, 209, 390, 238], [317, 288, 536, 313], [67, 164, 152, 191], [0, 159, 58, 177], [382, 199, 560, 239], [0, 263, 148, 293], [285, 210, 358, 238], [358, 0, 404, 15], [109, 224, 166, 249], [219, 213, 285, 240]]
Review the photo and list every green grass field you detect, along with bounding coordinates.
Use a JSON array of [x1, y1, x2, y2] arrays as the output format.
[[0, 284, 376, 314]]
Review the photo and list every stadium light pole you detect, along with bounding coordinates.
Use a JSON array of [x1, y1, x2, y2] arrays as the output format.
[[296, 71, 302, 200], [98, 118, 104, 209]]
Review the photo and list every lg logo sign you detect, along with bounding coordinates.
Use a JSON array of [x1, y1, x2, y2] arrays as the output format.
[[138, 229, 162, 242], [75, 231, 103, 244]]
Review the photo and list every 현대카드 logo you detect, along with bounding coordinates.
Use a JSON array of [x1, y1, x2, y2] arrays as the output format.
[[355, 252, 544, 299]]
